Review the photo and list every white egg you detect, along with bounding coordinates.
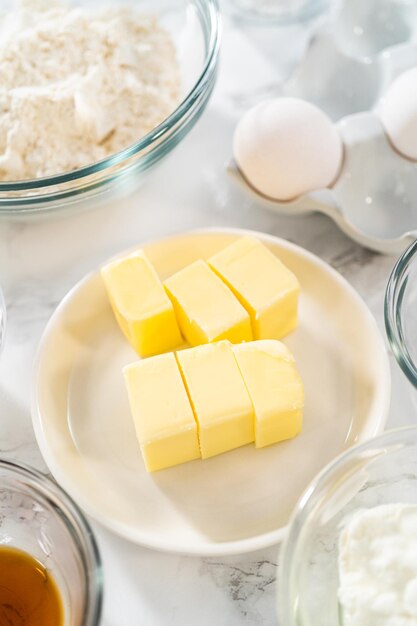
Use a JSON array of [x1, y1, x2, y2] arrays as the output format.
[[380, 67, 417, 161], [233, 97, 343, 201]]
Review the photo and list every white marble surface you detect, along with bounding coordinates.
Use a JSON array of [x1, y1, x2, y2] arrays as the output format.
[[0, 11, 417, 626]]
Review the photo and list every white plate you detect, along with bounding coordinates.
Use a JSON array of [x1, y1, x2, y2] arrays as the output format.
[[32, 228, 391, 556]]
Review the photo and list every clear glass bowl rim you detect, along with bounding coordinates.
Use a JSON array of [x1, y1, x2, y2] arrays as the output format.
[[385, 238, 417, 387], [0, 458, 103, 626], [278, 425, 417, 625], [0, 0, 221, 193]]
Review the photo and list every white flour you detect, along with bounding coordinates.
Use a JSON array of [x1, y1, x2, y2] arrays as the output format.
[[0, 0, 180, 180]]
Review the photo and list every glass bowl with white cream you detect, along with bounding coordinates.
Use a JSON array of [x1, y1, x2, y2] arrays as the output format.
[[279, 426, 417, 626], [0, 0, 220, 214]]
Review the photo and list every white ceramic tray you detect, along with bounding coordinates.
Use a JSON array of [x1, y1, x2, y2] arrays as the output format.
[[32, 229, 390, 555], [229, 0, 417, 254]]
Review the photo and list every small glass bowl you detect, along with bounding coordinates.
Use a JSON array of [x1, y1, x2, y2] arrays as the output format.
[[0, 0, 220, 214], [278, 426, 417, 626], [0, 460, 102, 626], [385, 238, 417, 388]]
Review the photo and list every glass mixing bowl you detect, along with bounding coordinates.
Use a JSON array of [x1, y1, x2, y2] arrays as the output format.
[[278, 426, 417, 626], [385, 238, 417, 388], [0, 459, 102, 625], [0, 0, 220, 214]]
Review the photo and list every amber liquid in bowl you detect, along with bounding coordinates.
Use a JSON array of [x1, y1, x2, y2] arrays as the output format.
[[0, 546, 63, 625]]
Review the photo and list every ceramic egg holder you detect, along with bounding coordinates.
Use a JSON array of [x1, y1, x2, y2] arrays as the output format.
[[229, 0, 417, 253]]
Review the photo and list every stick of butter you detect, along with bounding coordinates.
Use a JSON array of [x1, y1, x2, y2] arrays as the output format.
[[209, 236, 299, 339], [101, 251, 182, 357], [176, 341, 254, 458], [164, 259, 252, 346], [123, 353, 200, 472], [232, 340, 304, 448]]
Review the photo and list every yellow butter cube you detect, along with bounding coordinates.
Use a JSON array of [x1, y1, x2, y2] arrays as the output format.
[[232, 340, 304, 448], [209, 236, 299, 339], [101, 251, 182, 357], [123, 353, 200, 472], [176, 341, 254, 458], [164, 260, 252, 346]]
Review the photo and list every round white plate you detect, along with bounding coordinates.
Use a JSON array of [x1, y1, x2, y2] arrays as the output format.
[[32, 228, 390, 555]]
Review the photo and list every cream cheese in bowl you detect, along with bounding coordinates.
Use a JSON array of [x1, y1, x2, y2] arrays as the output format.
[[339, 504, 417, 625], [279, 427, 417, 626]]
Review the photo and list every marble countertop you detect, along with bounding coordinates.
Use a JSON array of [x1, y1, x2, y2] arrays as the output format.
[[0, 11, 416, 626]]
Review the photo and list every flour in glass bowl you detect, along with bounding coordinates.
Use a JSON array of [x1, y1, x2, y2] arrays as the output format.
[[0, 0, 181, 181]]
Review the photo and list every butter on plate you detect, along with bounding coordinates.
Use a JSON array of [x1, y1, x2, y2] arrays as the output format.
[[209, 236, 299, 339], [123, 339, 304, 471], [164, 259, 252, 346], [123, 352, 200, 472], [233, 340, 304, 448], [101, 251, 182, 357], [176, 341, 254, 459]]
